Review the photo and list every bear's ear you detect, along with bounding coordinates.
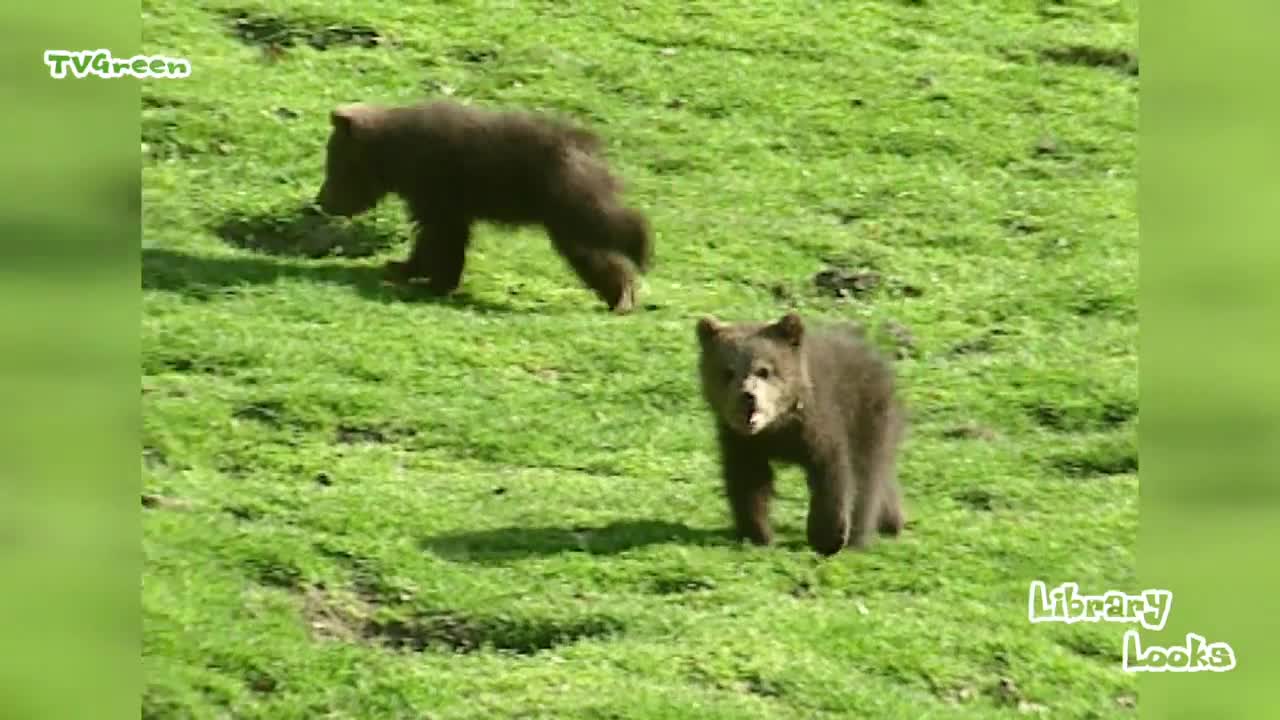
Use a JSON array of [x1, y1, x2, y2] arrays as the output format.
[[696, 316, 726, 345], [330, 104, 369, 135], [768, 312, 805, 347]]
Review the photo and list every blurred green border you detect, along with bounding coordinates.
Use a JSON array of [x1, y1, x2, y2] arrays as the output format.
[[0, 2, 139, 719], [6, 0, 1280, 717], [1140, 3, 1280, 717]]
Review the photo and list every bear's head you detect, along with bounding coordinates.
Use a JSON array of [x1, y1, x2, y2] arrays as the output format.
[[696, 313, 810, 436], [315, 103, 390, 217]]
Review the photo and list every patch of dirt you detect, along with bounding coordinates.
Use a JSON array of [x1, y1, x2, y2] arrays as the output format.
[[244, 668, 278, 695], [1004, 214, 1044, 235], [737, 673, 787, 698], [621, 30, 826, 63], [232, 399, 288, 426], [310, 545, 417, 607], [362, 611, 624, 655], [1057, 630, 1121, 662], [162, 355, 196, 372], [223, 504, 263, 522], [1027, 394, 1135, 434], [941, 423, 999, 441], [1049, 448, 1138, 478], [142, 493, 193, 511], [453, 47, 498, 64], [1028, 402, 1075, 432], [215, 456, 249, 478], [827, 207, 866, 225], [1041, 45, 1138, 76], [953, 488, 999, 511], [688, 101, 732, 120], [218, 9, 389, 51], [879, 320, 917, 360], [214, 207, 401, 260], [650, 576, 716, 595], [142, 117, 236, 161], [142, 95, 185, 110], [948, 326, 1011, 358], [947, 335, 995, 357], [1033, 134, 1059, 157], [249, 557, 304, 590], [939, 684, 978, 704], [691, 667, 792, 700], [1070, 291, 1130, 318], [303, 586, 371, 642], [231, 399, 323, 434], [351, 568, 416, 607], [813, 267, 882, 299], [146, 348, 254, 376], [890, 280, 925, 298], [334, 422, 418, 445], [142, 446, 168, 470], [646, 154, 700, 175], [991, 677, 1028, 708], [1099, 399, 1138, 427]]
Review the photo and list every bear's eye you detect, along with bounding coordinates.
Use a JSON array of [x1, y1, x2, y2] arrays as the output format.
[[754, 366, 771, 380]]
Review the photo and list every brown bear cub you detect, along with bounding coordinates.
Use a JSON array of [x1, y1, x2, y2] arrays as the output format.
[[696, 313, 906, 556], [314, 99, 653, 313]]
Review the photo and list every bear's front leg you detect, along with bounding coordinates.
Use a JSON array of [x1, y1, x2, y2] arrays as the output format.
[[385, 218, 473, 290], [382, 259, 424, 283], [719, 432, 776, 546]]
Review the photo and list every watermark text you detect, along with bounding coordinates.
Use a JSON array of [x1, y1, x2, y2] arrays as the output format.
[[1028, 580, 1171, 630], [45, 49, 190, 79], [1028, 580, 1236, 673]]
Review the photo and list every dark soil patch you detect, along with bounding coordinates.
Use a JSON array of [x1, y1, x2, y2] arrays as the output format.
[[214, 207, 401, 260], [941, 423, 999, 441], [218, 9, 388, 51], [650, 576, 716, 595], [1041, 45, 1138, 76], [1049, 448, 1138, 478], [813, 267, 882, 299], [953, 488, 999, 511], [334, 422, 418, 445], [362, 611, 624, 655]]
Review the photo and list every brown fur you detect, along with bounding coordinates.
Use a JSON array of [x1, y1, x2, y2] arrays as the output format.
[[696, 313, 906, 556], [314, 99, 653, 313]]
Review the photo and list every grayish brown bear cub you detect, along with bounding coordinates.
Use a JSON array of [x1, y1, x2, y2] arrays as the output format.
[[696, 313, 906, 555], [315, 99, 652, 313]]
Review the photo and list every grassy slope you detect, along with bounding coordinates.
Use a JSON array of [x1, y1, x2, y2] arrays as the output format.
[[142, 0, 1138, 717]]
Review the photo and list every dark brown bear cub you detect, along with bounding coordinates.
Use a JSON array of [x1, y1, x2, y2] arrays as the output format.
[[314, 99, 653, 313], [696, 313, 906, 556]]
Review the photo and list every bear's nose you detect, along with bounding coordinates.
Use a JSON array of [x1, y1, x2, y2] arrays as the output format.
[[740, 391, 756, 412]]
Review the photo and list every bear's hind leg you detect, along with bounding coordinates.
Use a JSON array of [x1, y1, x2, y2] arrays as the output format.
[[877, 477, 905, 536], [850, 417, 902, 548], [547, 225, 637, 313], [805, 453, 854, 556]]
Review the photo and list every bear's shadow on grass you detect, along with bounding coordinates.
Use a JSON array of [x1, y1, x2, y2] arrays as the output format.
[[142, 210, 538, 315], [420, 520, 737, 563], [143, 246, 528, 315]]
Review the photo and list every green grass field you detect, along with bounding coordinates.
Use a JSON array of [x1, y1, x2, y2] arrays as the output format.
[[141, 1, 1138, 717]]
